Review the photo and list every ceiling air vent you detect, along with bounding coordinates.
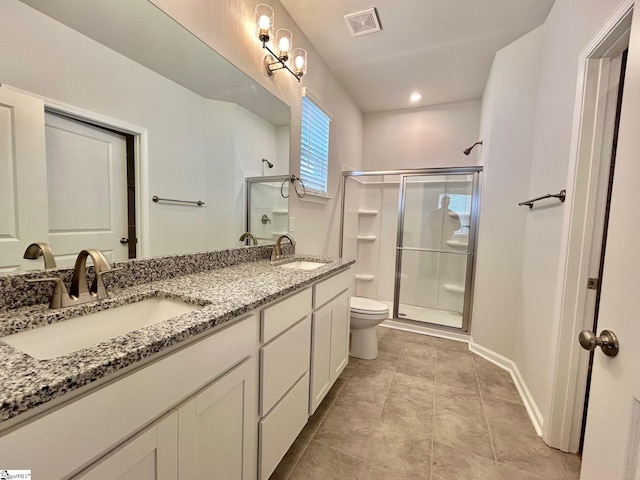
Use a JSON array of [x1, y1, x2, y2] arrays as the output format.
[[344, 8, 381, 37]]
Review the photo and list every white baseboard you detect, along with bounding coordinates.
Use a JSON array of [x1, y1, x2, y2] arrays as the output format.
[[469, 340, 544, 436]]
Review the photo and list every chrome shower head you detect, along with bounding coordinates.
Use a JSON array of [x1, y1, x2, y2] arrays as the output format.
[[463, 141, 483, 156], [262, 158, 274, 168]]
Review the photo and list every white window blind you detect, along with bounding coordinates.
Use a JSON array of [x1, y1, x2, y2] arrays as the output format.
[[300, 95, 331, 194]]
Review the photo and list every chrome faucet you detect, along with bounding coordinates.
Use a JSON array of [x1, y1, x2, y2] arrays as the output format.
[[271, 234, 295, 262], [23, 242, 57, 269], [26, 249, 117, 309], [239, 232, 258, 246]]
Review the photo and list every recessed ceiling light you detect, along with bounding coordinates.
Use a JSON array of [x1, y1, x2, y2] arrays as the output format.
[[409, 91, 423, 102]]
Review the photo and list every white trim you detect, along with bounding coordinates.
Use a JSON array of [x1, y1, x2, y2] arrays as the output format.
[[301, 87, 333, 120], [548, 0, 634, 452], [381, 320, 470, 343], [0, 84, 151, 259], [469, 339, 544, 436], [298, 191, 333, 204]]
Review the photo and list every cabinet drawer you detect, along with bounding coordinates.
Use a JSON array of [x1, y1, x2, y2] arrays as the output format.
[[261, 288, 312, 343], [314, 269, 351, 309], [259, 372, 309, 480], [260, 317, 311, 415]]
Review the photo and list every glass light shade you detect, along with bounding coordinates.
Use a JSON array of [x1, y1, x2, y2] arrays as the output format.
[[276, 28, 292, 62], [292, 48, 307, 77], [255, 4, 274, 43]]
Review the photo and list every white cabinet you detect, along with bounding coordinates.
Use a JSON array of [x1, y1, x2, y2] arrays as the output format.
[[310, 270, 351, 414], [261, 288, 312, 343], [329, 291, 350, 379], [74, 412, 178, 480], [258, 290, 312, 480], [260, 317, 311, 415], [178, 360, 255, 480], [310, 302, 333, 411], [259, 373, 310, 480], [77, 359, 256, 480], [1, 267, 353, 480], [0, 315, 259, 479]]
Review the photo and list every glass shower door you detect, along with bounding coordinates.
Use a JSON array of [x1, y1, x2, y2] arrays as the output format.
[[394, 173, 478, 331]]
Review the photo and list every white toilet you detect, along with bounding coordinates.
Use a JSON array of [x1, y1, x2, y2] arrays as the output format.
[[349, 296, 390, 360]]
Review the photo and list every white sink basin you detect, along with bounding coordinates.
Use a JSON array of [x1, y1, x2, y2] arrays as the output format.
[[1, 298, 200, 360], [278, 261, 326, 270]]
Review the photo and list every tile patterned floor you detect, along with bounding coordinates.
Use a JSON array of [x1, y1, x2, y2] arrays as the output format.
[[270, 327, 582, 480]]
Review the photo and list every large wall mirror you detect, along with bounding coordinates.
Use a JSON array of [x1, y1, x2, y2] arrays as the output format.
[[0, 0, 291, 272]]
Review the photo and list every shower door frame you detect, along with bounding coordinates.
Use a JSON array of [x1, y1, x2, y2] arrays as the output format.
[[340, 166, 483, 333]]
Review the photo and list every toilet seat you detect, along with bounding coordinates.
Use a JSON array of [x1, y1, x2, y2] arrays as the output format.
[[350, 296, 389, 316]]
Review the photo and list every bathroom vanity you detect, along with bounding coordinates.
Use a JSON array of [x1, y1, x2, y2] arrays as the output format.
[[0, 247, 353, 479]]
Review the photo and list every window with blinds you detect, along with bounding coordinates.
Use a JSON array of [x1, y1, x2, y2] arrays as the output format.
[[300, 95, 331, 194]]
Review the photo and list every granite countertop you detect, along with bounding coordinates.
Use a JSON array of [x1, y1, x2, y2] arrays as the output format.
[[0, 255, 354, 424]]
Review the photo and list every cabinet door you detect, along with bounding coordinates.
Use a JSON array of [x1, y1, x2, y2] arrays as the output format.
[[310, 302, 333, 414], [329, 290, 350, 382], [178, 359, 256, 480], [309, 291, 351, 414], [74, 411, 178, 480], [259, 372, 310, 480]]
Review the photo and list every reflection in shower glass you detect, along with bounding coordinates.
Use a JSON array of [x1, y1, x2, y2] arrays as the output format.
[[396, 175, 474, 329], [246, 176, 289, 244]]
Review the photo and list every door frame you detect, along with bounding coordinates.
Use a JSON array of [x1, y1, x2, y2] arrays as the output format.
[[1, 84, 150, 258], [547, 0, 633, 452]]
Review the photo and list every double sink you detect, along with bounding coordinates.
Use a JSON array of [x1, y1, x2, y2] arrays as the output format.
[[1, 259, 327, 360]]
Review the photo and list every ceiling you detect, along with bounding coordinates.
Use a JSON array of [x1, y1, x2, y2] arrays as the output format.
[[280, 0, 555, 113]]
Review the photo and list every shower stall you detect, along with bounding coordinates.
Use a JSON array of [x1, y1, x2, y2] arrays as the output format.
[[340, 167, 482, 332]]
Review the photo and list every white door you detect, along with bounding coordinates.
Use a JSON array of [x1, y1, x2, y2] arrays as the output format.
[[0, 87, 48, 272], [45, 112, 129, 266], [580, 9, 640, 479]]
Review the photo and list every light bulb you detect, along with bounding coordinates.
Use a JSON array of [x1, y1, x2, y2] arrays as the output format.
[[278, 37, 290, 52], [292, 48, 307, 77], [275, 29, 292, 61], [255, 4, 274, 42], [409, 92, 423, 102], [258, 15, 271, 30]]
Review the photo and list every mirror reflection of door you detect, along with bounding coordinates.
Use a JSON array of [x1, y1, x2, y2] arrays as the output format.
[[0, 87, 135, 272], [45, 112, 134, 266], [0, 88, 48, 272]]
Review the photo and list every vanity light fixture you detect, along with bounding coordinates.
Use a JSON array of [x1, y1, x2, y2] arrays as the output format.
[[255, 4, 307, 81]]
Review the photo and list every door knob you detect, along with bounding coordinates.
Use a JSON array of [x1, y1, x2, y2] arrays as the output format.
[[578, 329, 619, 357], [120, 237, 129, 245]]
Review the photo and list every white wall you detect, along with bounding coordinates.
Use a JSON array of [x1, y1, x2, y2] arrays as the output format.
[[472, 0, 624, 438], [471, 27, 543, 362], [362, 101, 481, 170], [151, 0, 364, 257]]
